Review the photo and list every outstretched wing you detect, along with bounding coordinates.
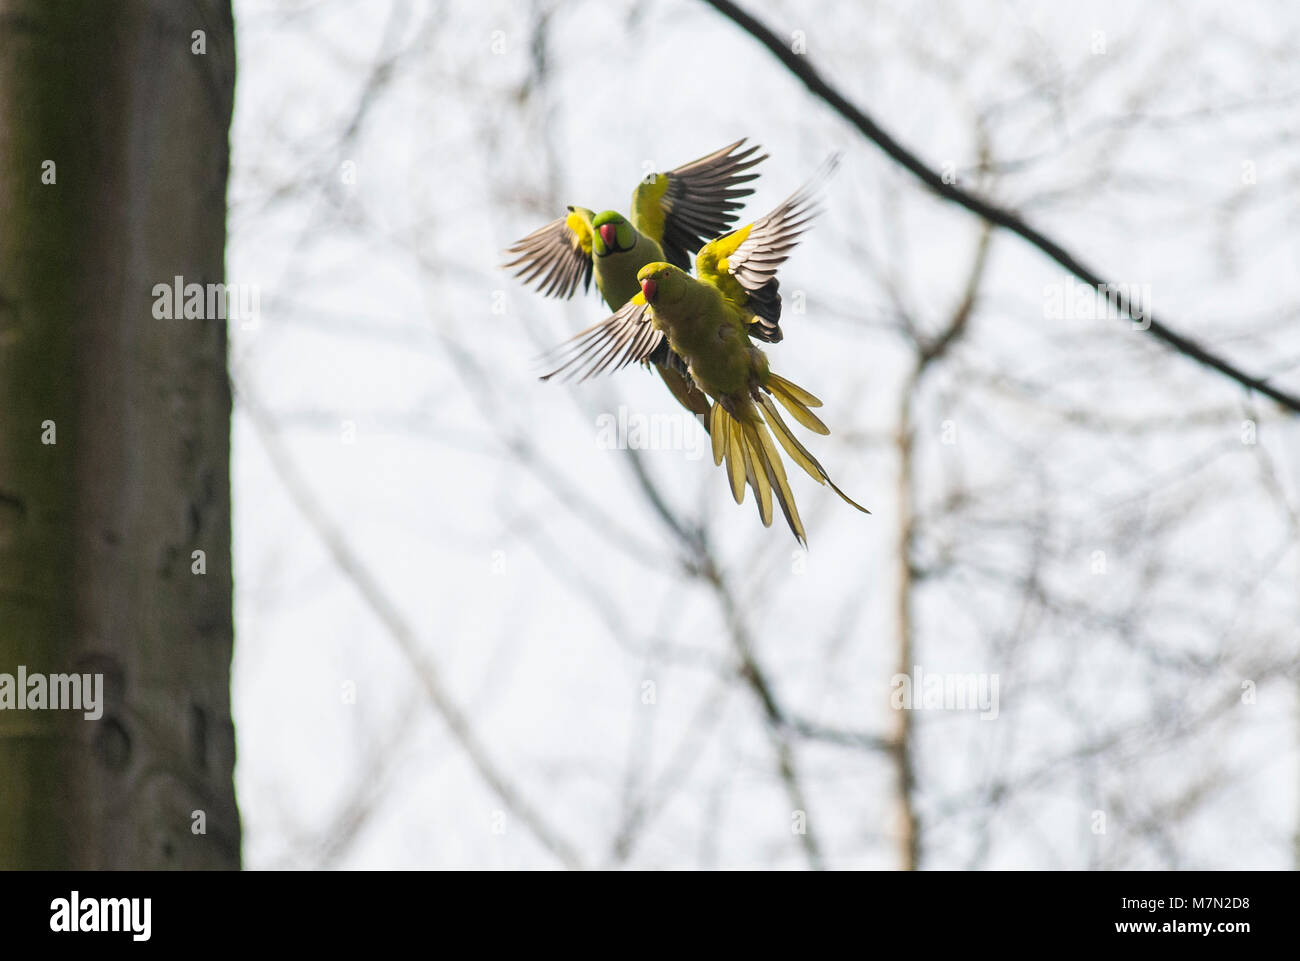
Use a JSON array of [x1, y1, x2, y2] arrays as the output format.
[[630, 139, 767, 271], [501, 206, 595, 299], [696, 154, 840, 343], [539, 296, 664, 383]]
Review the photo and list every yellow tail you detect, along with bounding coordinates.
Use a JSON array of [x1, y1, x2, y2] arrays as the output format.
[[710, 401, 807, 545], [708, 373, 868, 547], [760, 376, 871, 515]]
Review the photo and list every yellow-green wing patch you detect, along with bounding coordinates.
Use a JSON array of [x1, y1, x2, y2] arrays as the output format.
[[696, 155, 839, 343], [502, 206, 595, 299], [630, 139, 767, 271]]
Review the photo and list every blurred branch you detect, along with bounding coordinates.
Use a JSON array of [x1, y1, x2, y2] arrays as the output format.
[[696, 554, 825, 869], [236, 376, 585, 870], [617, 442, 833, 868], [889, 217, 994, 871], [699, 0, 1300, 415]]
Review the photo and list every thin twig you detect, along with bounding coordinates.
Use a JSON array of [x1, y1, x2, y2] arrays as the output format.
[[699, 0, 1300, 415], [236, 376, 585, 870]]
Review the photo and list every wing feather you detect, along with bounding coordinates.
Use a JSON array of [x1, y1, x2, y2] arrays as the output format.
[[539, 298, 664, 383], [725, 158, 838, 291], [698, 154, 840, 341], [631, 139, 768, 270], [502, 212, 594, 300]]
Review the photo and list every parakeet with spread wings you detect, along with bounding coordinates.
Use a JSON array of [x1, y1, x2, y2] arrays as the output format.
[[504, 140, 766, 424], [540, 157, 868, 545]]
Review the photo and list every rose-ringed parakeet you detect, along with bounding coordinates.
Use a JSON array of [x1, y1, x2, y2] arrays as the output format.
[[504, 140, 767, 423], [540, 158, 868, 545]]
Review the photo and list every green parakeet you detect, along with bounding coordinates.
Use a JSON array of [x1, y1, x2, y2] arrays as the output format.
[[504, 140, 767, 423], [541, 158, 868, 545]]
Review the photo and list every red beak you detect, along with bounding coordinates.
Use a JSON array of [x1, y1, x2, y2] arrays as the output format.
[[640, 278, 657, 302], [599, 223, 617, 248]]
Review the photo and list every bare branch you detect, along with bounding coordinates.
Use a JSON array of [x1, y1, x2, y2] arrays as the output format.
[[236, 376, 585, 870], [699, 0, 1300, 415]]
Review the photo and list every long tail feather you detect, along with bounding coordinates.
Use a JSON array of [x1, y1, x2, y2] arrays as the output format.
[[757, 393, 823, 480], [709, 378, 866, 545], [766, 375, 829, 434], [758, 392, 871, 515], [767, 373, 824, 408], [724, 415, 746, 504], [746, 418, 806, 544], [740, 421, 775, 529], [710, 403, 727, 466], [740, 445, 766, 527]]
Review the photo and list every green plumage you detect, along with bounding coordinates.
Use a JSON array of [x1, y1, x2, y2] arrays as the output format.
[[504, 140, 767, 424], [540, 156, 865, 545]]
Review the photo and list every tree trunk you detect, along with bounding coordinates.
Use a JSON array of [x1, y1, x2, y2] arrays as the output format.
[[0, 0, 239, 868]]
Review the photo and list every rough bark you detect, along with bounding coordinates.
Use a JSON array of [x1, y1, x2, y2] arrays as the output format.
[[0, 0, 239, 868]]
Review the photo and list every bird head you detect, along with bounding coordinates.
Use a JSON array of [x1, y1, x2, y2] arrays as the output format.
[[591, 211, 636, 256], [637, 262, 688, 305]]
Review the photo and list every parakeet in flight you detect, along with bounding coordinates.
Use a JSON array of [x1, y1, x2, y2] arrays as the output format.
[[540, 158, 868, 545], [503, 140, 767, 423]]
